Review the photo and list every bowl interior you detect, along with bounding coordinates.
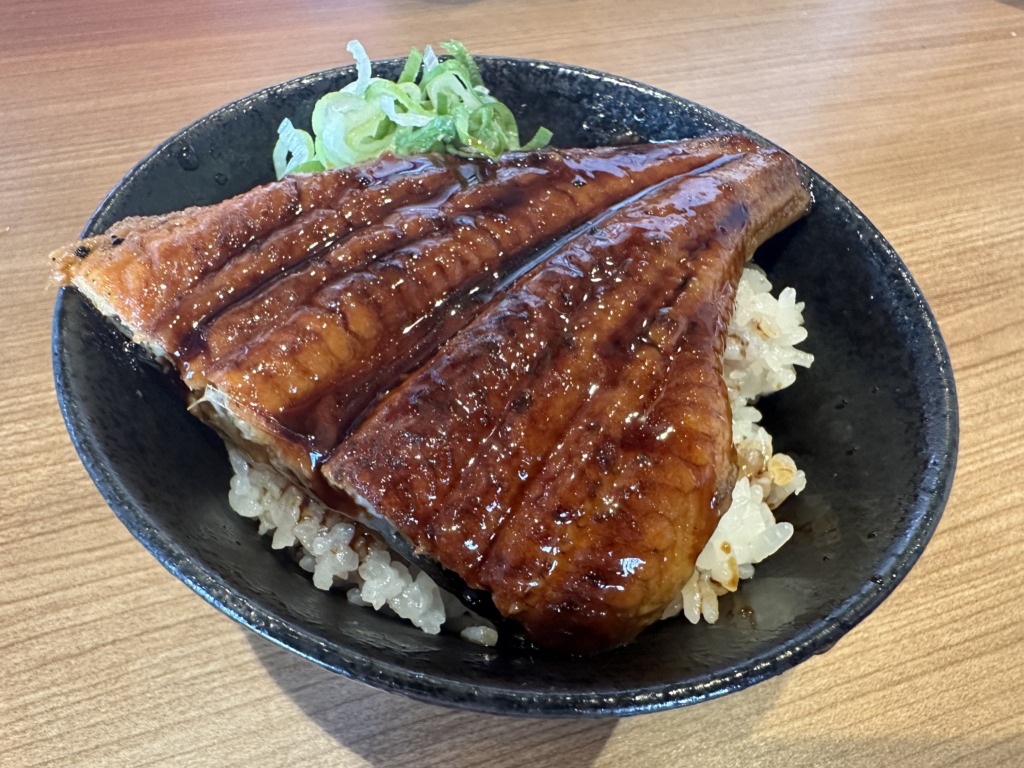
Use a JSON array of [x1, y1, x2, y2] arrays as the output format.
[[53, 57, 957, 716]]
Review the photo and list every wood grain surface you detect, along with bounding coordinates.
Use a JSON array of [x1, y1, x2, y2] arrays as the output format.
[[2, 1, 1022, 765]]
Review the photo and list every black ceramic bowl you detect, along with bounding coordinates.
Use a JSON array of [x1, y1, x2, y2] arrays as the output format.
[[52, 57, 957, 717]]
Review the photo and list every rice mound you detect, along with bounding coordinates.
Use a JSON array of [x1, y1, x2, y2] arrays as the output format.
[[225, 266, 812, 643], [226, 448, 497, 645]]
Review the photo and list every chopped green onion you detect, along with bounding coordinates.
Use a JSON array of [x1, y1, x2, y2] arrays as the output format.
[[272, 39, 552, 178], [273, 118, 324, 177]]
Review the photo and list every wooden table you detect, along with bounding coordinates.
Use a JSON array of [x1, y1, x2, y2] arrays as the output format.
[[3, 1, 1022, 764]]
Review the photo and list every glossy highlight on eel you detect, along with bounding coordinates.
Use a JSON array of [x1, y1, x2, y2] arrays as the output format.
[[52, 134, 811, 652]]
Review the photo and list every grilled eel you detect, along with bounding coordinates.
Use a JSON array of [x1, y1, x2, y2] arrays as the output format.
[[51, 135, 810, 652], [327, 146, 810, 651]]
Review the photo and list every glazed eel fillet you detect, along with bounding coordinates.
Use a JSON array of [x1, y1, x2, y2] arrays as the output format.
[[52, 135, 810, 651], [327, 146, 810, 650]]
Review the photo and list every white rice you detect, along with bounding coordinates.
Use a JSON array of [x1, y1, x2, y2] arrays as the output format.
[[226, 265, 811, 642], [226, 448, 496, 644]]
